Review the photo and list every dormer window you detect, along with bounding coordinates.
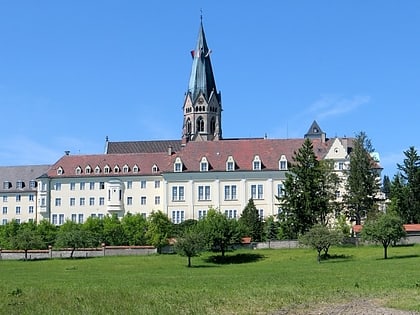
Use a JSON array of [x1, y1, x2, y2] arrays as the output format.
[[123, 164, 129, 173], [200, 157, 208, 172], [226, 156, 235, 171], [152, 164, 158, 174], [75, 166, 82, 175], [133, 165, 139, 173], [252, 155, 261, 171], [29, 180, 36, 189], [174, 157, 183, 173], [85, 165, 92, 174], [3, 181, 11, 189], [57, 167, 64, 175], [279, 155, 288, 170], [104, 165, 110, 174], [16, 180, 25, 189], [114, 165, 120, 173], [95, 166, 101, 174]]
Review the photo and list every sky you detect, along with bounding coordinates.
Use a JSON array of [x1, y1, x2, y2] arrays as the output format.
[[0, 1, 419, 178]]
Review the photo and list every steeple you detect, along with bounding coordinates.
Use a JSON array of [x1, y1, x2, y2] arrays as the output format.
[[182, 18, 222, 143]]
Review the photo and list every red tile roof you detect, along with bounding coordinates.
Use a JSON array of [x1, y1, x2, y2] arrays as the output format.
[[46, 138, 332, 178]]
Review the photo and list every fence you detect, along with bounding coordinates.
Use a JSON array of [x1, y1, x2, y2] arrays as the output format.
[[0, 245, 157, 260]]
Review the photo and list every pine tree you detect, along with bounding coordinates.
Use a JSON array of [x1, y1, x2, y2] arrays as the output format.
[[239, 199, 263, 242]]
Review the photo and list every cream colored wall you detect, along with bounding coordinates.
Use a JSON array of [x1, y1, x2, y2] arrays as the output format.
[[0, 192, 37, 224]]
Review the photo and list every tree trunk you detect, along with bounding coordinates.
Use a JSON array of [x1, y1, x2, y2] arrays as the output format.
[[188, 256, 192, 268], [24, 249, 28, 261], [383, 245, 388, 259], [317, 250, 322, 263], [70, 248, 75, 258]]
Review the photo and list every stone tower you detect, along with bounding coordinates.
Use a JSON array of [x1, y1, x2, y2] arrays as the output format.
[[182, 19, 222, 142]]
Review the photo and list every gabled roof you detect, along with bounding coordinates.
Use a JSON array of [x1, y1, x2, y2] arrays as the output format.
[[0, 165, 50, 192], [106, 140, 182, 154]]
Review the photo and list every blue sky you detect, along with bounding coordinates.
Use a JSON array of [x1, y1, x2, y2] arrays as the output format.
[[0, 1, 419, 178]]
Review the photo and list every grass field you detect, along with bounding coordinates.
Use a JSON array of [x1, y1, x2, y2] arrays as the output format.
[[1, 245, 420, 314]]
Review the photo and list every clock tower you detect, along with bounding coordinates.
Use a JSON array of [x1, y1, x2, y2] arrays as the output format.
[[182, 19, 222, 142]]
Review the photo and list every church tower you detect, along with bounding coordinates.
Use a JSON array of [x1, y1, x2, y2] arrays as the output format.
[[182, 19, 222, 142]]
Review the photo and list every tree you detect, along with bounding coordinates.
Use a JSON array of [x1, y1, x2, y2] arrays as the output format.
[[278, 138, 338, 238], [174, 227, 204, 267], [239, 199, 263, 242], [103, 214, 126, 246], [393, 147, 420, 223], [0, 219, 20, 248], [264, 216, 279, 244], [361, 212, 406, 259], [37, 219, 58, 247], [198, 208, 240, 257], [382, 175, 391, 199], [344, 132, 381, 225], [10, 223, 45, 260], [55, 221, 94, 258], [145, 211, 173, 253], [83, 216, 105, 247], [121, 212, 148, 245], [299, 224, 343, 263]]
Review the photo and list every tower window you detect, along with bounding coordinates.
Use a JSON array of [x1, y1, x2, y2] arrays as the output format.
[[197, 117, 204, 133]]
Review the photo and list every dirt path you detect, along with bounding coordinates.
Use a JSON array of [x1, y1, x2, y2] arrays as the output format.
[[272, 299, 420, 315]]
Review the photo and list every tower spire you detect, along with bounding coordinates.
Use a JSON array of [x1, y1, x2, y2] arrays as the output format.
[[182, 19, 222, 143]]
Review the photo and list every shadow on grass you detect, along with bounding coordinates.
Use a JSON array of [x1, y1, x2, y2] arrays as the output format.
[[204, 253, 265, 265], [386, 254, 420, 260], [321, 253, 353, 263]]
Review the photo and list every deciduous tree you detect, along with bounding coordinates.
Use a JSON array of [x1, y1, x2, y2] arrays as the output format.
[[174, 226, 204, 267], [361, 212, 406, 259], [145, 211, 173, 253], [55, 221, 94, 258]]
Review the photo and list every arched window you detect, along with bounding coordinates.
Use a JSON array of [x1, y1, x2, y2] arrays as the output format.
[[210, 117, 216, 135], [186, 118, 191, 134], [196, 117, 204, 133]]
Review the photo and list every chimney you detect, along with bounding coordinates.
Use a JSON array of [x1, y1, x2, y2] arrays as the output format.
[[168, 146, 172, 156], [64, 151, 70, 156]]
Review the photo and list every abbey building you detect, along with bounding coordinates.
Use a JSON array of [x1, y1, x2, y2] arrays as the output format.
[[0, 21, 368, 226]]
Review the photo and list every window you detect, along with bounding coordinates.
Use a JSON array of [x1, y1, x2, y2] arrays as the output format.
[[133, 165, 139, 173], [196, 117, 204, 132], [3, 181, 11, 189], [100, 182, 105, 190], [104, 165, 110, 174], [99, 197, 105, 206], [155, 196, 160, 205], [172, 186, 185, 201], [114, 165, 120, 173], [57, 167, 63, 175], [52, 214, 58, 225], [141, 196, 146, 205], [127, 196, 133, 205], [251, 184, 264, 199], [154, 180, 160, 188], [80, 197, 85, 206], [85, 166, 91, 174], [16, 180, 24, 189], [70, 198, 75, 206], [338, 162, 344, 170], [140, 180, 146, 189], [71, 214, 77, 222], [335, 190, 341, 199], [200, 157, 209, 172], [70, 182, 76, 190], [279, 155, 288, 170], [80, 182, 85, 190], [59, 214, 65, 225], [89, 182, 95, 190], [152, 165, 158, 173], [16, 195, 21, 202], [89, 197, 95, 206], [95, 166, 101, 174], [29, 180, 36, 189], [75, 166, 82, 175], [259, 209, 264, 219], [2, 196, 7, 202], [55, 182, 61, 191], [198, 210, 207, 219], [123, 165, 129, 173], [98, 213, 104, 219], [78, 214, 84, 224], [225, 209, 237, 219], [226, 157, 235, 171], [29, 194, 34, 202], [198, 185, 211, 201], [41, 197, 46, 207], [252, 155, 261, 170], [2, 219, 7, 225], [174, 158, 183, 172], [127, 181, 132, 189], [16, 206, 21, 214], [171, 210, 185, 224], [277, 183, 285, 198], [55, 198, 61, 207], [15, 219, 20, 224], [2, 207, 7, 214], [224, 185, 237, 200]]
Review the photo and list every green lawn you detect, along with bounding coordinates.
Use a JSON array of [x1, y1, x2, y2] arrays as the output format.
[[1, 245, 420, 314]]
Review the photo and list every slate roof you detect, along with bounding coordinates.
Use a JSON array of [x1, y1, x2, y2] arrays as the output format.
[[106, 140, 182, 154], [48, 138, 332, 178], [0, 165, 50, 193]]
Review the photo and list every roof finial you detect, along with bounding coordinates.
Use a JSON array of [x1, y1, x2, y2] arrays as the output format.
[[200, 9, 203, 22]]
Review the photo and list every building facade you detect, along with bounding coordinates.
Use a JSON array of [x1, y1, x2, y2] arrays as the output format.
[[1, 21, 376, 226]]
